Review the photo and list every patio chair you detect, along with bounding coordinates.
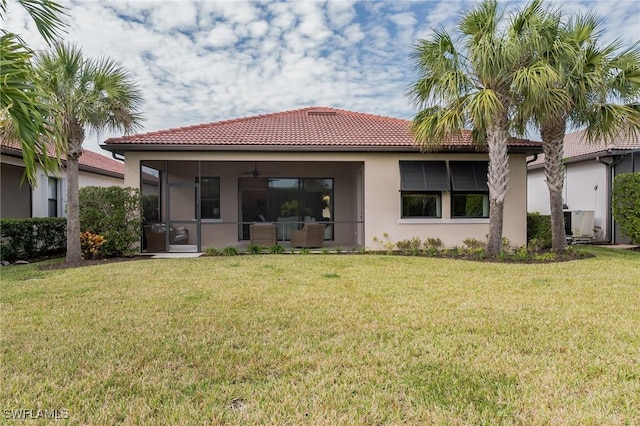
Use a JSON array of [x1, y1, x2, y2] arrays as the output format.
[[290, 223, 325, 248], [250, 223, 277, 246]]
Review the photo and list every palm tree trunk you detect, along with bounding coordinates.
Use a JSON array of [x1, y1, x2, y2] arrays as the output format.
[[541, 121, 567, 251], [65, 126, 84, 264], [486, 125, 510, 256], [65, 153, 81, 263]]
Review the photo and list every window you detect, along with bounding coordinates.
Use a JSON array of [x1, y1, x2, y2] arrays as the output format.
[[451, 193, 489, 218], [47, 177, 58, 217], [450, 161, 489, 218], [198, 177, 220, 219], [402, 192, 441, 217], [399, 161, 448, 218]]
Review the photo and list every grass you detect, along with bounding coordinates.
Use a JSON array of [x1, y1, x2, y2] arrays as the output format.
[[1, 247, 639, 424]]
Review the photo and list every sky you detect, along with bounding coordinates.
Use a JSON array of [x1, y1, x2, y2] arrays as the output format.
[[4, 0, 640, 155]]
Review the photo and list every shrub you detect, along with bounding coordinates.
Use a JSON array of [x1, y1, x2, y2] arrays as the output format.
[[247, 244, 262, 254], [513, 247, 530, 262], [269, 244, 285, 254], [463, 238, 485, 250], [424, 237, 443, 250], [527, 212, 552, 249], [204, 247, 221, 256], [299, 248, 311, 255], [80, 231, 105, 260], [373, 233, 395, 254], [79, 186, 142, 257], [396, 237, 421, 251], [612, 173, 640, 243], [0, 218, 66, 261], [222, 247, 239, 256]]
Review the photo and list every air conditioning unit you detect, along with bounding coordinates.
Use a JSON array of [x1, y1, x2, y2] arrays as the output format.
[[563, 210, 595, 240]]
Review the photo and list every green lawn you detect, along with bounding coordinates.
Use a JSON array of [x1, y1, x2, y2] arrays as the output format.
[[1, 247, 639, 424]]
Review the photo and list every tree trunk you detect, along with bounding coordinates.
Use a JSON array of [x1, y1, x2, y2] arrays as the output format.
[[541, 120, 567, 251], [65, 124, 84, 264], [486, 124, 510, 256], [65, 154, 81, 263]]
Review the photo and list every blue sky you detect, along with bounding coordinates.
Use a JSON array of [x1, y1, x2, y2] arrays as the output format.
[[4, 0, 639, 153]]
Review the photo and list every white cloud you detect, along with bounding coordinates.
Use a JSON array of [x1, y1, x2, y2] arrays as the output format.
[[202, 24, 238, 48]]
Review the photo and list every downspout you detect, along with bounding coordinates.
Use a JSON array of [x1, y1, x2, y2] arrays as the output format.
[[596, 155, 625, 243], [526, 154, 539, 165]]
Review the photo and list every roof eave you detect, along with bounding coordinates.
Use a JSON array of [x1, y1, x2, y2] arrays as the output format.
[[102, 143, 541, 155]]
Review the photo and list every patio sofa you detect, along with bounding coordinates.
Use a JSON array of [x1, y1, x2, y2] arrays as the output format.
[[143, 224, 189, 252]]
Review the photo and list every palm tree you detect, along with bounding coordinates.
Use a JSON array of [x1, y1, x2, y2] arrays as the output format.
[[34, 43, 143, 263], [517, 13, 640, 251], [1, 0, 67, 184], [409, 0, 563, 256]]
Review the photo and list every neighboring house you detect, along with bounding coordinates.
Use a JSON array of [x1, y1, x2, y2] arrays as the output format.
[[527, 130, 640, 243], [102, 107, 542, 252], [1, 140, 125, 219]]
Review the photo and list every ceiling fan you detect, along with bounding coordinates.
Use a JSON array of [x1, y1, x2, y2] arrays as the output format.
[[239, 162, 273, 178]]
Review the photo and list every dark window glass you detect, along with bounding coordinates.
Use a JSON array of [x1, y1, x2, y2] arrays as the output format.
[[47, 177, 58, 217], [401, 193, 441, 218], [199, 177, 220, 219], [451, 193, 489, 218]]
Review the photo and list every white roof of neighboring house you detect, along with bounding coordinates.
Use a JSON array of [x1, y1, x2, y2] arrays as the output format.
[[528, 130, 640, 169]]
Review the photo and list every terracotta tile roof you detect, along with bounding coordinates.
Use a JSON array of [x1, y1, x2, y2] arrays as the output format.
[[103, 107, 541, 152], [1, 139, 124, 178], [528, 130, 640, 168]]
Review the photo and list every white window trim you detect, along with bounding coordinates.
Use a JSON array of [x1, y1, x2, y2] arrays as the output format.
[[398, 218, 490, 225]]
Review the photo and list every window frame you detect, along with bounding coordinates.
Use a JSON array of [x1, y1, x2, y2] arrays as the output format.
[[450, 192, 490, 219], [401, 191, 442, 218]]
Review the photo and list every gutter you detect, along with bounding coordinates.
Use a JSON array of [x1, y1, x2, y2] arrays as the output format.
[[101, 143, 542, 155]]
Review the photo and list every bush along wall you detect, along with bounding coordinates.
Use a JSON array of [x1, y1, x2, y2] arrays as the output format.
[[79, 186, 142, 257], [0, 217, 67, 261], [612, 172, 640, 243], [527, 212, 552, 249]]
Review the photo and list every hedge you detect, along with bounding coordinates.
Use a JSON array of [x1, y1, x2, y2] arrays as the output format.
[[79, 186, 142, 257], [0, 217, 66, 261], [612, 172, 640, 243], [527, 212, 552, 249]]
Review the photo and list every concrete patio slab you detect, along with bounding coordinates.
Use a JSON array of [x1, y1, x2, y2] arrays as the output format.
[[150, 253, 203, 259]]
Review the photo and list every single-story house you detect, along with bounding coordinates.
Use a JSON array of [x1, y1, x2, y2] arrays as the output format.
[[102, 107, 542, 252], [527, 130, 640, 243], [1, 139, 125, 219]]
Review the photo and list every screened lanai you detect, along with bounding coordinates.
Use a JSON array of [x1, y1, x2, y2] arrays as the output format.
[[139, 160, 365, 252]]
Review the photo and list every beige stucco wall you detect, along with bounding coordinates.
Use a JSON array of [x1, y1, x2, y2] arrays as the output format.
[[125, 150, 529, 249], [364, 152, 528, 248]]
